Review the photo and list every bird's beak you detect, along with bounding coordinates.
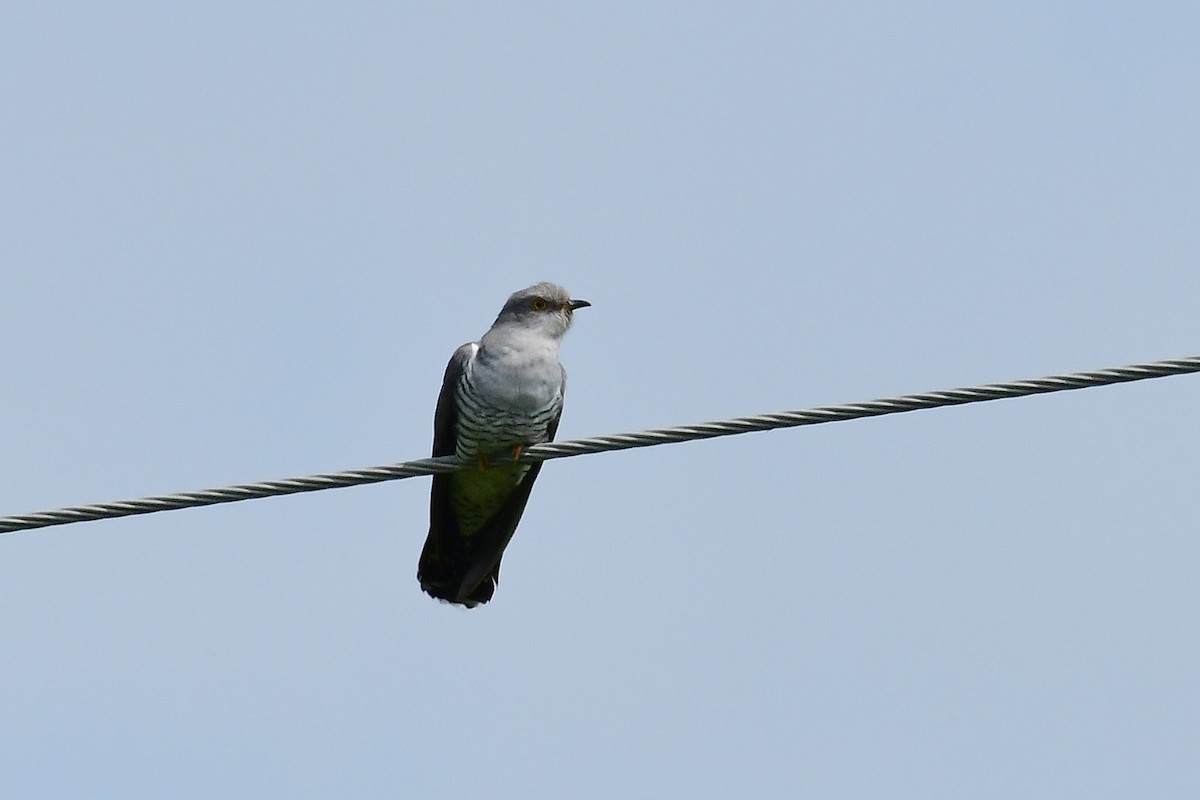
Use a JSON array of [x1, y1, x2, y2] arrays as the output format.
[[568, 299, 592, 311]]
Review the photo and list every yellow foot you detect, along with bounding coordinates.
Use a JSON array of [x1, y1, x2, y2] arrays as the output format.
[[511, 444, 524, 463], [476, 454, 489, 473]]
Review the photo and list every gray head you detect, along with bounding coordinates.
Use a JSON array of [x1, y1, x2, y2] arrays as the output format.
[[491, 282, 591, 338]]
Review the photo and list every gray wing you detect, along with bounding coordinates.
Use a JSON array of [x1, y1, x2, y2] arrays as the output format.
[[417, 343, 474, 601]]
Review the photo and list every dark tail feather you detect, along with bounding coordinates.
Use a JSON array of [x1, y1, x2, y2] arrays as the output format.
[[418, 537, 498, 607]]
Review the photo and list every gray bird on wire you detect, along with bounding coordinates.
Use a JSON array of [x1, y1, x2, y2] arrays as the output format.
[[418, 282, 591, 607]]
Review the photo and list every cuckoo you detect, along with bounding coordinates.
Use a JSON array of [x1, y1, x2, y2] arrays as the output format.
[[418, 283, 590, 606]]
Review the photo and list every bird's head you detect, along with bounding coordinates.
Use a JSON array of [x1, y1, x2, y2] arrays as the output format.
[[493, 282, 591, 338]]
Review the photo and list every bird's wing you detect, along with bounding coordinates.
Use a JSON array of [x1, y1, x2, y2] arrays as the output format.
[[431, 344, 475, 459], [417, 343, 475, 600]]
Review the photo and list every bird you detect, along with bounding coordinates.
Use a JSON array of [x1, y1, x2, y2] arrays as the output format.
[[418, 282, 590, 607]]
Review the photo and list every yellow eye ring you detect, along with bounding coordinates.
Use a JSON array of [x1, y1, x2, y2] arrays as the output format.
[[530, 297, 549, 311]]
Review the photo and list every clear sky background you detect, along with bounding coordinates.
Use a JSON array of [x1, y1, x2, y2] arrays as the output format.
[[3, 3, 1198, 798]]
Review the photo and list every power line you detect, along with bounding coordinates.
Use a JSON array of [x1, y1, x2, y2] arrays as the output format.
[[2, 354, 1198, 535]]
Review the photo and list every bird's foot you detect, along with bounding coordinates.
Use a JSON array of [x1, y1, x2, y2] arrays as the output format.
[[476, 454, 490, 473], [511, 444, 524, 463]]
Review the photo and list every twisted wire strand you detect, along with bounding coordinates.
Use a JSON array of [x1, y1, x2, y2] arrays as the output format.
[[2, 354, 1198, 535]]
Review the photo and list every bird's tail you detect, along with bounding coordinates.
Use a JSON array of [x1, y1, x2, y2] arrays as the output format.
[[418, 539, 497, 607]]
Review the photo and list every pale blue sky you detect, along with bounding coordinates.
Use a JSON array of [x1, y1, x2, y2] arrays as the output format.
[[3, 3, 1198, 798]]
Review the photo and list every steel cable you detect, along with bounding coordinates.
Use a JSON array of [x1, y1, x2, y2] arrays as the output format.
[[2, 354, 1198, 534]]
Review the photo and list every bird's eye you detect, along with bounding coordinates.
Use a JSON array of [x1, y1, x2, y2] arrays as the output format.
[[530, 297, 549, 311]]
